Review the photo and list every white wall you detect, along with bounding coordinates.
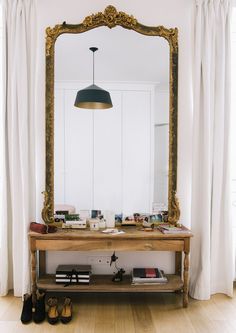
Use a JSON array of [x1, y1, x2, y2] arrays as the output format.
[[36, 0, 193, 274], [54, 82, 155, 215], [154, 88, 169, 205]]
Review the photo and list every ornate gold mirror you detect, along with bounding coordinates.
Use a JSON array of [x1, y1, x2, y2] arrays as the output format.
[[42, 5, 180, 224]]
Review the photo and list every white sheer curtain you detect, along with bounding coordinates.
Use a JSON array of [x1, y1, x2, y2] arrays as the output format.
[[232, 3, 236, 281], [0, 0, 37, 296], [190, 0, 234, 300]]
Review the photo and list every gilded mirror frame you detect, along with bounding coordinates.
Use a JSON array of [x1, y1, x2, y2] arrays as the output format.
[[42, 5, 180, 224]]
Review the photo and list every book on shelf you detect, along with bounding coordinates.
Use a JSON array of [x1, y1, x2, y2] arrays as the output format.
[[55, 278, 90, 284], [65, 219, 86, 225], [55, 273, 90, 279], [55, 264, 91, 284], [56, 264, 91, 273], [133, 267, 163, 278], [132, 268, 168, 284], [131, 280, 167, 285], [157, 224, 191, 234]]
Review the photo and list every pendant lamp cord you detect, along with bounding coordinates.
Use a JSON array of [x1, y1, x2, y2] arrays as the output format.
[[93, 51, 94, 85], [89, 47, 98, 85]]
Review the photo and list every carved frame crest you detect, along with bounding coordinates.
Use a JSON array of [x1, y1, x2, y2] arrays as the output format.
[[43, 5, 180, 224]]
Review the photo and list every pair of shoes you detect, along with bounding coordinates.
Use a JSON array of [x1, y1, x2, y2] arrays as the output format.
[[20, 291, 46, 324], [47, 297, 72, 325]]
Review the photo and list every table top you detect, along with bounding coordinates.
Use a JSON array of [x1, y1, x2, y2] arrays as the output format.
[[28, 226, 193, 240]]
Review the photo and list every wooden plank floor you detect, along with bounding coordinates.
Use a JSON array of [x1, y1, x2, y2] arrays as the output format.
[[1, 287, 236, 333]]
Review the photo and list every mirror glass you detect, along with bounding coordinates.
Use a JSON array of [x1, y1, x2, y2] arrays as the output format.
[[54, 26, 169, 216]]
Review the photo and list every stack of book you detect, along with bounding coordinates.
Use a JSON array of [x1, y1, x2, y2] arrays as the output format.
[[158, 224, 191, 234], [132, 267, 167, 285], [55, 264, 91, 285], [61, 214, 87, 229]]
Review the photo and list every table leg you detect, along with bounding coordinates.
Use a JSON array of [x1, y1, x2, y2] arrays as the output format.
[[183, 250, 189, 307], [175, 252, 182, 276], [31, 249, 37, 306], [39, 251, 46, 277], [174, 252, 182, 294]]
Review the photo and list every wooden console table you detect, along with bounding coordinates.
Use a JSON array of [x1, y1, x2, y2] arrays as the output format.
[[28, 227, 193, 307]]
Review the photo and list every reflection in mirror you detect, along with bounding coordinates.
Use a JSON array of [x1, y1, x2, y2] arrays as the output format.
[[54, 27, 169, 216]]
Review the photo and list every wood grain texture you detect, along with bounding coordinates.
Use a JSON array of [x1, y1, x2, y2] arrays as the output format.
[[29, 227, 193, 308], [175, 251, 182, 275], [31, 250, 37, 305], [183, 238, 190, 308], [183, 252, 189, 307], [29, 227, 193, 240], [1, 289, 236, 333], [39, 251, 46, 277], [131, 295, 156, 333], [35, 239, 185, 251], [37, 274, 183, 292]]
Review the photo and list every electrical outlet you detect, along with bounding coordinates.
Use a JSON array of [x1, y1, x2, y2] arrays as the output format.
[[87, 255, 111, 265]]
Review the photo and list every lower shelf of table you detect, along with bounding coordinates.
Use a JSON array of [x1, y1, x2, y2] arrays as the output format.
[[37, 274, 183, 293]]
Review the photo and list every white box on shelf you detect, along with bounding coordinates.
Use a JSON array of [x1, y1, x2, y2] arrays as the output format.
[[63, 219, 87, 229]]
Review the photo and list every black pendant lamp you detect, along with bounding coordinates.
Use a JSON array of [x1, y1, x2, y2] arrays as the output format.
[[74, 47, 113, 109]]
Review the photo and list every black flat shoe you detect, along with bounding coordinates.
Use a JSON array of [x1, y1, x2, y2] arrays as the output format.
[[20, 294, 33, 324], [47, 297, 59, 325], [60, 297, 72, 324], [33, 290, 46, 323]]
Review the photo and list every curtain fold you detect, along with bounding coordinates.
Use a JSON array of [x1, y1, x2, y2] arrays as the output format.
[[0, 0, 37, 296], [190, 0, 234, 300]]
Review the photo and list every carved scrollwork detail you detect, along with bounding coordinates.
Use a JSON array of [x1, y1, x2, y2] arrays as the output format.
[[83, 5, 137, 29], [168, 193, 180, 224], [147, 26, 177, 53], [167, 28, 178, 53], [41, 191, 53, 223], [46, 25, 65, 56]]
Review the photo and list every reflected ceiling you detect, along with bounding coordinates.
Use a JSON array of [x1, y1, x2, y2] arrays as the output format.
[[55, 26, 169, 85]]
